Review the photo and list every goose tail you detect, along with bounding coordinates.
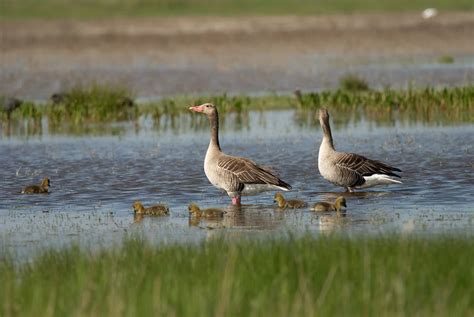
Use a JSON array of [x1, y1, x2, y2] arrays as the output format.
[[359, 174, 402, 189]]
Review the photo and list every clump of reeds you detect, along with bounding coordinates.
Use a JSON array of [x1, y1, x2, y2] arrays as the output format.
[[339, 74, 370, 91], [438, 55, 455, 64], [47, 84, 136, 123]]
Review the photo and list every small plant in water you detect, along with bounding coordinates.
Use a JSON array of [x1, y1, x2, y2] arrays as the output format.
[[48, 84, 135, 123], [438, 55, 454, 64], [339, 74, 370, 91]]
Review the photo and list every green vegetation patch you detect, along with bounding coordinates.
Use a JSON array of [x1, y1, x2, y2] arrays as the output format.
[[2, 86, 473, 136], [438, 55, 455, 64], [339, 74, 370, 91], [1, 235, 473, 316], [2, 0, 474, 19]]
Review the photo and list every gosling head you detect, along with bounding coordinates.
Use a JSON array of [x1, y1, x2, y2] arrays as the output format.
[[273, 192, 286, 208], [41, 177, 50, 188], [189, 103, 217, 117], [133, 201, 145, 214], [334, 196, 347, 211], [188, 203, 201, 216]]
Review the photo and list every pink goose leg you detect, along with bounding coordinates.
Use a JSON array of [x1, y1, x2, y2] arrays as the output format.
[[231, 195, 241, 206]]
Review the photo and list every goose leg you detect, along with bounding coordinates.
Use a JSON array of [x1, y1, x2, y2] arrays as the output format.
[[231, 195, 241, 206], [345, 187, 354, 193]]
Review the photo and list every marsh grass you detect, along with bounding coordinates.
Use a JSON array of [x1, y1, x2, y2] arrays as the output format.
[[46, 84, 136, 123], [339, 74, 370, 91], [438, 55, 455, 64], [2, 86, 473, 136], [2, 0, 473, 19], [1, 235, 473, 316], [293, 86, 474, 127]]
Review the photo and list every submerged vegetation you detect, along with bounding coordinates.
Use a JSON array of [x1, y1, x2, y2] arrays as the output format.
[[1, 85, 473, 136], [2, 0, 473, 19], [1, 235, 473, 316]]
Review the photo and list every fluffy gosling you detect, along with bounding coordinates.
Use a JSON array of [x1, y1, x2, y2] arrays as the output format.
[[21, 177, 50, 194], [133, 201, 169, 216], [311, 196, 347, 212], [273, 192, 307, 209], [188, 203, 224, 218]]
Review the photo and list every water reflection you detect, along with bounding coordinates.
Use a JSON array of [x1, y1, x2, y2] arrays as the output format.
[[1, 102, 472, 139]]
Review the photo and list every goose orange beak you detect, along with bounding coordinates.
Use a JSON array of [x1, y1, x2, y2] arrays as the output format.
[[189, 105, 205, 112]]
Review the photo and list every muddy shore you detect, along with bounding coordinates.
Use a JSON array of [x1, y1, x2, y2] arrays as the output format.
[[1, 12, 473, 99]]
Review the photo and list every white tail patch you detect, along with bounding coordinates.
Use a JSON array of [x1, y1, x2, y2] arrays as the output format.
[[242, 184, 290, 195], [358, 174, 402, 189]]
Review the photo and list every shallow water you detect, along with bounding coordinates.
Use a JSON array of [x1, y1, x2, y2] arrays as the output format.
[[1, 109, 473, 261]]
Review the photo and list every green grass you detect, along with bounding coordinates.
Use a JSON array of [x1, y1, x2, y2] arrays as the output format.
[[2, 85, 473, 136], [438, 55, 455, 64], [2, 0, 473, 19], [1, 235, 473, 316], [339, 74, 370, 91]]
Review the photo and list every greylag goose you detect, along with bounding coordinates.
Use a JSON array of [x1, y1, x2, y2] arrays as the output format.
[[311, 196, 347, 212], [21, 177, 50, 194], [318, 108, 402, 192], [273, 192, 307, 209], [132, 201, 169, 216], [189, 103, 291, 205], [188, 203, 225, 218]]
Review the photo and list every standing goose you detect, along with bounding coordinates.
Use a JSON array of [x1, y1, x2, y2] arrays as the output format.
[[189, 103, 291, 205], [318, 108, 402, 192]]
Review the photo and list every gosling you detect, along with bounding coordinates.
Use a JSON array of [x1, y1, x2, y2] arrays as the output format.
[[188, 203, 224, 218], [311, 196, 347, 212], [274, 192, 307, 209], [21, 177, 50, 194], [133, 201, 169, 216]]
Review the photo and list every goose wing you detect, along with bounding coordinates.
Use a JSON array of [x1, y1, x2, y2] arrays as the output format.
[[217, 155, 291, 189], [335, 152, 401, 178]]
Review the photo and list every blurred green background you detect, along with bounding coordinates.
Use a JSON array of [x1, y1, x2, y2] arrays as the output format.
[[2, 0, 473, 19]]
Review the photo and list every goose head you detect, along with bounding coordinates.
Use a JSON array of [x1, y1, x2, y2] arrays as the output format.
[[273, 192, 287, 208], [189, 103, 217, 117], [334, 196, 347, 211], [133, 201, 145, 214], [41, 177, 50, 188], [188, 203, 202, 216]]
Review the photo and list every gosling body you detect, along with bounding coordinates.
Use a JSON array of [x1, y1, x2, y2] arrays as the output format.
[[311, 196, 347, 212], [274, 192, 307, 209], [22, 177, 50, 194], [133, 201, 169, 216], [188, 203, 225, 218]]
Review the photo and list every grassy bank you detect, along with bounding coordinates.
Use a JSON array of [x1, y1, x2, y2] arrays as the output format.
[[2, 0, 473, 19], [1, 235, 473, 316]]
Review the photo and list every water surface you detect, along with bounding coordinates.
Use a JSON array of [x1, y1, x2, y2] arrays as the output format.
[[1, 109, 473, 261]]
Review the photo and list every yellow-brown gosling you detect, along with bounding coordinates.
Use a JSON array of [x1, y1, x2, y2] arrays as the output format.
[[311, 196, 347, 212], [188, 203, 224, 218], [274, 192, 307, 209], [21, 177, 50, 194], [133, 201, 169, 216]]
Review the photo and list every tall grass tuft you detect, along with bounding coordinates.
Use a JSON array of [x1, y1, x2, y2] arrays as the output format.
[[438, 55, 455, 64], [47, 84, 136, 123], [339, 74, 370, 91]]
